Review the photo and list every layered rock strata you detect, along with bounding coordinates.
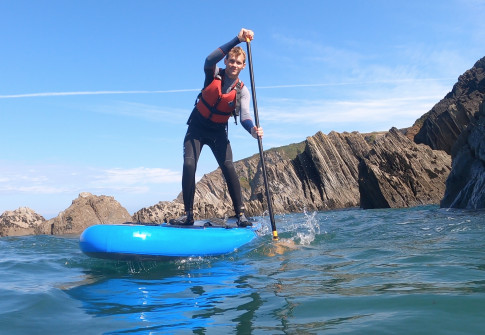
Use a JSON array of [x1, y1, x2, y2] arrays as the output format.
[[133, 131, 372, 221], [359, 128, 451, 209], [414, 56, 485, 154], [0, 207, 46, 237], [441, 100, 485, 208], [36, 192, 131, 235]]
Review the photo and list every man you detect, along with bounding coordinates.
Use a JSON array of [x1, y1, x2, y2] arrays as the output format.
[[170, 28, 263, 227]]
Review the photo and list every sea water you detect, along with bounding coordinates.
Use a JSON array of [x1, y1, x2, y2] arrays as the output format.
[[0, 206, 484, 334]]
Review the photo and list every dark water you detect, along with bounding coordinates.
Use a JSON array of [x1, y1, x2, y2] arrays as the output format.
[[1, 206, 484, 334]]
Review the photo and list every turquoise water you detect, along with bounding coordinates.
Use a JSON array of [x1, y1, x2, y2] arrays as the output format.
[[1, 206, 484, 334]]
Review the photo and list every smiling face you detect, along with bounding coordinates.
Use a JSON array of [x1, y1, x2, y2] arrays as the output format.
[[224, 52, 246, 79]]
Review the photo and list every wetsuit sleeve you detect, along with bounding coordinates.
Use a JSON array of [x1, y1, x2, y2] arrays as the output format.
[[240, 86, 255, 133], [203, 37, 241, 88]]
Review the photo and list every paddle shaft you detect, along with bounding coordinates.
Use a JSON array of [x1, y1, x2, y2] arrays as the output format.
[[245, 40, 278, 241]]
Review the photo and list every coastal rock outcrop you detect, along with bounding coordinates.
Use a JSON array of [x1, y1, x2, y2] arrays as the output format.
[[0, 207, 46, 237], [359, 127, 452, 209], [131, 199, 232, 223], [212, 130, 371, 215], [441, 99, 485, 208], [414, 56, 485, 154], [136, 124, 455, 219], [133, 131, 372, 220], [36, 192, 131, 235], [132, 201, 185, 223]]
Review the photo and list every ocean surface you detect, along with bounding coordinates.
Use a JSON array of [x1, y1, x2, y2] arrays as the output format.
[[1, 206, 484, 334]]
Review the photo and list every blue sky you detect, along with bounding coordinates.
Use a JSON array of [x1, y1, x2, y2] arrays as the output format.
[[1, 0, 484, 218]]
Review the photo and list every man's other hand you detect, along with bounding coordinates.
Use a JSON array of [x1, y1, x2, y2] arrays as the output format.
[[251, 126, 263, 139]]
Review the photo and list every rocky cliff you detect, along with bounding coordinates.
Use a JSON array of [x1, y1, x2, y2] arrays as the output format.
[[183, 130, 372, 214], [133, 125, 454, 220], [133, 131, 372, 222], [36, 192, 132, 235], [441, 99, 485, 208], [414, 56, 485, 154], [359, 128, 451, 209], [0, 207, 46, 237]]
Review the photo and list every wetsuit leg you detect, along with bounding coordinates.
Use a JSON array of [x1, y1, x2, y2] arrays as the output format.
[[208, 131, 244, 215], [182, 126, 203, 212]]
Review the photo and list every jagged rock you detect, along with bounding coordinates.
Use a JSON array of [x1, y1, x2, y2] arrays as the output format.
[[359, 127, 452, 209], [414, 56, 485, 154], [163, 131, 371, 218], [132, 201, 185, 223], [131, 199, 232, 223], [35, 192, 131, 235], [0, 207, 46, 237], [441, 99, 485, 208]]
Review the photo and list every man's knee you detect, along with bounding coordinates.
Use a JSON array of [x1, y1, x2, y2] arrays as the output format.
[[221, 159, 235, 171], [183, 157, 196, 170]]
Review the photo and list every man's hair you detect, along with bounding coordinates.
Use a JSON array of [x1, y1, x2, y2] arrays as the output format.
[[226, 46, 246, 63]]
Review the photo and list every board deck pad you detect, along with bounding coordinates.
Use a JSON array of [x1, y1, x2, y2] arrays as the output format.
[[123, 217, 253, 229]]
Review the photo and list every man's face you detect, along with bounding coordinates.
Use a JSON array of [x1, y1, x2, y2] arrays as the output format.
[[224, 54, 246, 79]]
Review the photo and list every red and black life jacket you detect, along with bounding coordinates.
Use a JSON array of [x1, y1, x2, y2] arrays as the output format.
[[196, 70, 244, 124]]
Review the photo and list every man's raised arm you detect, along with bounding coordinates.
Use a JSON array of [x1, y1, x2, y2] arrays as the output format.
[[203, 37, 240, 86], [203, 29, 254, 86]]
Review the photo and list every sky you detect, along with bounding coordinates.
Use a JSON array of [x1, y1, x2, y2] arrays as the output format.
[[1, 0, 484, 218]]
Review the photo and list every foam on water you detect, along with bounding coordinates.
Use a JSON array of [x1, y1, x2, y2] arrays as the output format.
[[257, 207, 324, 245]]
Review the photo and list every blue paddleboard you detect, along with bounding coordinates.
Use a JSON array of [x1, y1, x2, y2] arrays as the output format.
[[79, 218, 260, 261]]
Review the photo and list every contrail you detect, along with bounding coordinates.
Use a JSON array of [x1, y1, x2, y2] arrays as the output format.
[[0, 89, 201, 99], [0, 78, 455, 99]]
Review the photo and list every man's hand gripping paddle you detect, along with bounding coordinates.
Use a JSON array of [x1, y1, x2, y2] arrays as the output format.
[[245, 37, 280, 241]]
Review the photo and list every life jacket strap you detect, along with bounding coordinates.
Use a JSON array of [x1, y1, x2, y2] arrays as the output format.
[[199, 96, 234, 118], [232, 81, 243, 125]]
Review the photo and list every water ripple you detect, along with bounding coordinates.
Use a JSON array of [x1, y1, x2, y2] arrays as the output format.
[[1, 206, 485, 334]]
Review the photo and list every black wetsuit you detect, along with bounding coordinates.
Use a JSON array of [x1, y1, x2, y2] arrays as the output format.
[[182, 37, 255, 214]]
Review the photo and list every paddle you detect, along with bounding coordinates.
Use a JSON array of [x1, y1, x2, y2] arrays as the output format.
[[245, 38, 279, 241]]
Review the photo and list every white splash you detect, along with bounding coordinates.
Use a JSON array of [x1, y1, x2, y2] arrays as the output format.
[[292, 208, 321, 245]]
